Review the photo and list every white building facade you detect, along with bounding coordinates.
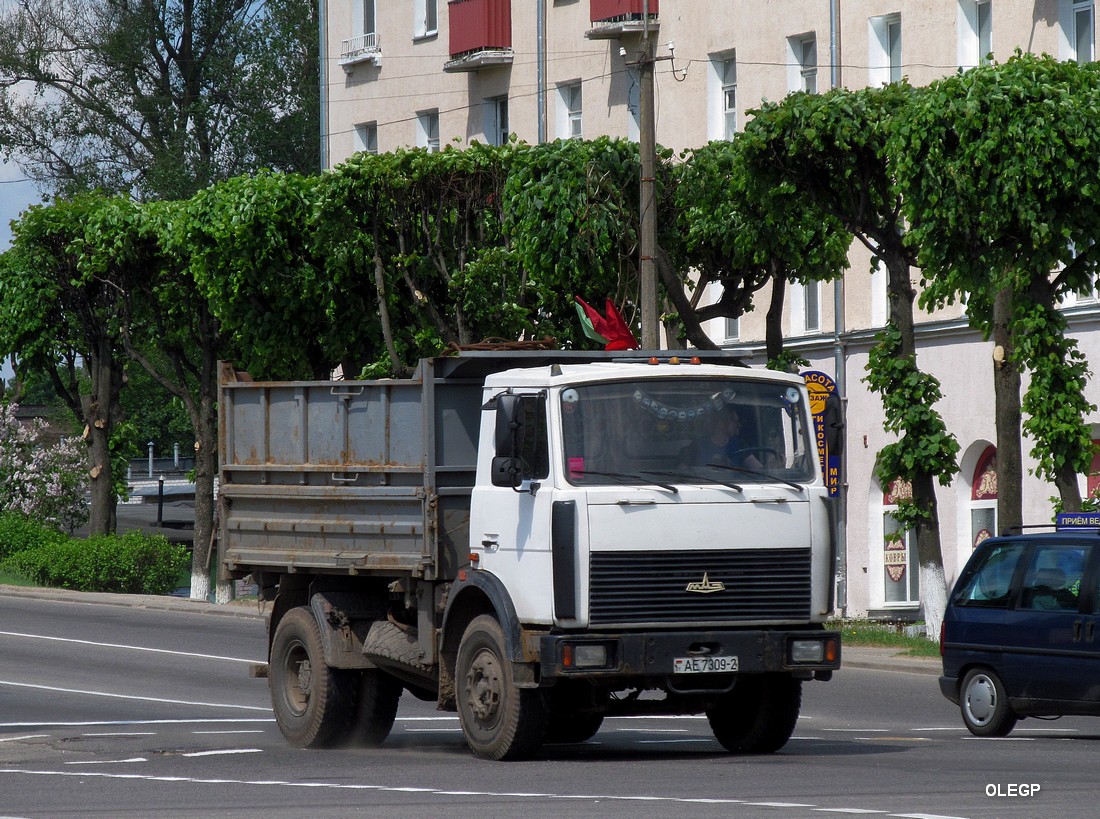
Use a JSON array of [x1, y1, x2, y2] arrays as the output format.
[[322, 0, 1100, 620]]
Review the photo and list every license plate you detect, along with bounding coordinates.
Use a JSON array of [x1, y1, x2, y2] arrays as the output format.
[[673, 655, 738, 674]]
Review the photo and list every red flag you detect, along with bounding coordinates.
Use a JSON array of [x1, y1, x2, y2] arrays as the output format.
[[575, 296, 639, 350]]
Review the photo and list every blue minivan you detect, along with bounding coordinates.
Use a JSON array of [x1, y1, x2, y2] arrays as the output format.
[[940, 516, 1100, 736]]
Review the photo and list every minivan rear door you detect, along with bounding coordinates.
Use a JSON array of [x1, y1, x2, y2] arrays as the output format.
[[1001, 541, 1094, 706]]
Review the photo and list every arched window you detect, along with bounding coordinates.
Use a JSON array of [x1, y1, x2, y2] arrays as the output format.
[[970, 446, 997, 549], [883, 478, 919, 607]]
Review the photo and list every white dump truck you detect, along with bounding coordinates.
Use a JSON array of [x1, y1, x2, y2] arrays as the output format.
[[217, 351, 841, 760]]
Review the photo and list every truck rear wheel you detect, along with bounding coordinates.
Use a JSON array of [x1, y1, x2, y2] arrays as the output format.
[[456, 615, 548, 760], [269, 607, 355, 748], [706, 673, 802, 754], [345, 669, 402, 747]]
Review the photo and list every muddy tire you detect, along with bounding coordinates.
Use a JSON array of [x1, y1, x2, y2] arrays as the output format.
[[269, 607, 355, 748], [456, 615, 548, 760], [343, 669, 402, 747], [706, 673, 802, 754]]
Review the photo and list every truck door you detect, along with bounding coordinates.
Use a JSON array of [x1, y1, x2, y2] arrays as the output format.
[[472, 391, 558, 624], [1004, 542, 1094, 705]]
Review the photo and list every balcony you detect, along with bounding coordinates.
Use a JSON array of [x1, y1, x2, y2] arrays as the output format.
[[339, 31, 381, 72], [444, 0, 513, 73], [586, 0, 659, 40]]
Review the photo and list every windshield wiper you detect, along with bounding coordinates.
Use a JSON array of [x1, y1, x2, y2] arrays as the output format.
[[572, 469, 678, 495], [642, 469, 743, 493], [703, 462, 805, 492]]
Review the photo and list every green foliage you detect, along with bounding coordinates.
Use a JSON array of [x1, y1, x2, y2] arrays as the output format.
[[675, 138, 849, 330], [0, 0, 320, 200], [176, 171, 329, 379], [0, 512, 67, 562], [1014, 303, 1096, 480], [2, 531, 189, 595], [864, 324, 960, 495], [504, 138, 645, 347], [893, 53, 1100, 313]]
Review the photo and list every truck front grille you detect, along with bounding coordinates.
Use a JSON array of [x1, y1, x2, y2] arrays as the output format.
[[588, 548, 812, 625]]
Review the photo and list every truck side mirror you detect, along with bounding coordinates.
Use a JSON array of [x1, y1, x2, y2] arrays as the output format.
[[491, 456, 524, 488], [494, 393, 524, 457]]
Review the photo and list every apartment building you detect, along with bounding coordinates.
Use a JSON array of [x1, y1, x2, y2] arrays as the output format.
[[322, 0, 1100, 620]]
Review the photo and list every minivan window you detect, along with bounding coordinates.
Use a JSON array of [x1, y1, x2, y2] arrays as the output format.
[[1019, 544, 1087, 612], [953, 542, 1025, 608]]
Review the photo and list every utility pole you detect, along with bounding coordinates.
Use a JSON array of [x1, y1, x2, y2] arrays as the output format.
[[638, 0, 659, 349]]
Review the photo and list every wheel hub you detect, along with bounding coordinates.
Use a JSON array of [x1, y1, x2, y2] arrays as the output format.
[[965, 676, 994, 724], [467, 650, 502, 723]]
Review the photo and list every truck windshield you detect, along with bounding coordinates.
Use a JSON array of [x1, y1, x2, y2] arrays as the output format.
[[559, 378, 816, 487]]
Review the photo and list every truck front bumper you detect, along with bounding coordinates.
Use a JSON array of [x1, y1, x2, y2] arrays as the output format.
[[536, 628, 840, 680]]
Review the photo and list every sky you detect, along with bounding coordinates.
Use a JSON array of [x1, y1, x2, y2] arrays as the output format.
[[0, 158, 37, 382]]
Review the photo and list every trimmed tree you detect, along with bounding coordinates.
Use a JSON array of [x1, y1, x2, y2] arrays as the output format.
[[891, 53, 1100, 526]]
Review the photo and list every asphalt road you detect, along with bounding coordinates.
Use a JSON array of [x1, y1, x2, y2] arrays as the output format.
[[1, 588, 1097, 818]]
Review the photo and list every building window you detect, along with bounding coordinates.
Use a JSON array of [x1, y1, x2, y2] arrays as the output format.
[[883, 480, 920, 607], [970, 446, 997, 550], [417, 110, 440, 152], [354, 122, 378, 154], [415, 0, 437, 38], [560, 82, 582, 139], [976, 1, 992, 64], [357, 0, 376, 37], [485, 97, 509, 146], [788, 35, 817, 93], [707, 51, 737, 140], [870, 14, 902, 85], [1074, 1, 1095, 64], [721, 56, 737, 137], [959, 1, 992, 68], [805, 280, 820, 332], [725, 316, 740, 341], [789, 280, 820, 335]]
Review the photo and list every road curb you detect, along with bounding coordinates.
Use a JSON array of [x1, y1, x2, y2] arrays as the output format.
[[841, 647, 941, 676], [0, 584, 266, 620]]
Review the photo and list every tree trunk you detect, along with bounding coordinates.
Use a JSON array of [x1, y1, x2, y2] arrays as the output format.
[[189, 348, 221, 602], [992, 286, 1023, 534], [885, 244, 947, 639], [765, 272, 786, 364], [82, 343, 124, 536]]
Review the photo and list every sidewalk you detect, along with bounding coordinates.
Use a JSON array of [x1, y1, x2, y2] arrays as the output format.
[[0, 581, 941, 674]]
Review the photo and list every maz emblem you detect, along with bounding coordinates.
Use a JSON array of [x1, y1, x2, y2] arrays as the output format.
[[685, 572, 726, 594]]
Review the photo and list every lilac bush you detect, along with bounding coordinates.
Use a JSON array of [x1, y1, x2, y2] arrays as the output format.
[[0, 402, 88, 532]]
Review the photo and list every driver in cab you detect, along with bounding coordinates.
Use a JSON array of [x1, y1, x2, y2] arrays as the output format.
[[679, 405, 764, 471]]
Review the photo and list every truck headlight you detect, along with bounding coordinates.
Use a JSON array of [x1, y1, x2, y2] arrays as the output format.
[[562, 641, 613, 669], [790, 638, 833, 664]]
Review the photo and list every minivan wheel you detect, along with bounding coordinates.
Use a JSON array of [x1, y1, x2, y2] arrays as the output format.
[[960, 668, 1018, 737]]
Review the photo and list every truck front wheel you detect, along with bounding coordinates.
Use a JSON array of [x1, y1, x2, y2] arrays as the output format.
[[706, 673, 802, 754], [269, 607, 355, 748], [456, 615, 548, 760]]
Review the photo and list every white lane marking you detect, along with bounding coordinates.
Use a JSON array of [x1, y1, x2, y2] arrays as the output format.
[[813, 810, 889, 815], [191, 730, 266, 735], [0, 719, 273, 729], [64, 758, 147, 765], [82, 733, 156, 737], [0, 630, 262, 665], [181, 749, 262, 758], [0, 735, 48, 743], [0, 680, 269, 711], [890, 814, 969, 819], [0, 769, 762, 806]]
